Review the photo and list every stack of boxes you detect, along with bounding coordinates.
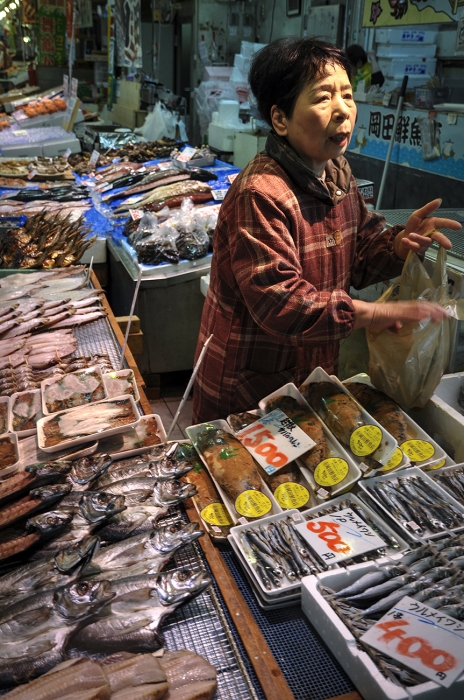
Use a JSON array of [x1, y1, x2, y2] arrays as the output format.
[[112, 80, 148, 130], [375, 27, 438, 92]]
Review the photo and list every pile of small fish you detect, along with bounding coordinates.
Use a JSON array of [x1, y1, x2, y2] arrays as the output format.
[[0, 211, 94, 268], [239, 516, 323, 590], [0, 442, 213, 689], [321, 535, 464, 686], [362, 474, 464, 535], [0, 156, 74, 180], [68, 140, 182, 175], [433, 467, 464, 505], [3, 184, 90, 203], [2, 650, 218, 700]]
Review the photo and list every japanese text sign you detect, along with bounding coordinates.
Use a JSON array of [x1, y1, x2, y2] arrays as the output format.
[[235, 408, 316, 475], [360, 596, 464, 687], [294, 508, 386, 563]]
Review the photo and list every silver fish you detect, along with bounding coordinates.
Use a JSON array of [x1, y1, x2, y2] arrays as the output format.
[[334, 563, 408, 599], [85, 520, 203, 579], [71, 567, 211, 653], [0, 578, 113, 686], [67, 454, 113, 491], [102, 477, 197, 509]]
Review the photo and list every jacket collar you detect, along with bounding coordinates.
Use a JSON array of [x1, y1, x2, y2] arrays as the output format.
[[265, 130, 351, 206]]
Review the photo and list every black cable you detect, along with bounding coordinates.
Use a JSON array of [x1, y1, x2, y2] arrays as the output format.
[[269, 0, 276, 43]]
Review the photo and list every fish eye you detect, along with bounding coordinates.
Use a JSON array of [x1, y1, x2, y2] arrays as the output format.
[[177, 570, 189, 581], [76, 582, 89, 595]]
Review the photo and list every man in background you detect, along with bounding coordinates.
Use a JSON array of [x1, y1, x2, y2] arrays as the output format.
[[347, 44, 384, 90]]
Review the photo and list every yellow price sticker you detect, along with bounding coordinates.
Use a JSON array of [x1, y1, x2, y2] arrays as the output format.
[[380, 448, 404, 472], [350, 425, 382, 456], [314, 458, 349, 487], [274, 482, 310, 509], [401, 439, 435, 462], [424, 459, 447, 471], [235, 490, 272, 518], [200, 503, 233, 526]]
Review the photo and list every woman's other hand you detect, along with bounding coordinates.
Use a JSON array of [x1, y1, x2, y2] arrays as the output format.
[[394, 199, 461, 260], [352, 299, 448, 332]]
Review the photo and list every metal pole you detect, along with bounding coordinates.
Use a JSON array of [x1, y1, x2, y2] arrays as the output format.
[[119, 269, 142, 369], [376, 75, 408, 210]]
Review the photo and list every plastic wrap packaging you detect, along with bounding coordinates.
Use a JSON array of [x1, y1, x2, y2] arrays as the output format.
[[367, 247, 464, 409], [417, 114, 442, 161]]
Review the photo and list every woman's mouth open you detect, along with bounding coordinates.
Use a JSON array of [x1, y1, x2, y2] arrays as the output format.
[[330, 133, 350, 146]]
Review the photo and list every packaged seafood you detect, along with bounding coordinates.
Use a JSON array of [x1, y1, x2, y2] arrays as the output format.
[[36, 396, 140, 453], [96, 414, 166, 458], [344, 374, 453, 473], [358, 466, 464, 542], [300, 367, 398, 469], [8, 389, 43, 437], [430, 464, 464, 505], [41, 365, 107, 415], [301, 555, 464, 700], [0, 431, 19, 477], [102, 368, 140, 403], [0, 396, 8, 434], [186, 419, 282, 524], [259, 383, 361, 500]]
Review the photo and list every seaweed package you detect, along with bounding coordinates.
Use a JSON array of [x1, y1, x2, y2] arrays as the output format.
[[367, 245, 464, 409]]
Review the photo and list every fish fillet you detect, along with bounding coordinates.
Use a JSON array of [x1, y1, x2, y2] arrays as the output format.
[[345, 382, 407, 444], [111, 684, 169, 700], [102, 654, 166, 693]]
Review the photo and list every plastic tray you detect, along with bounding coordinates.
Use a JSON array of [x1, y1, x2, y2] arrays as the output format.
[[41, 365, 107, 416], [301, 492, 409, 556], [301, 563, 464, 700], [0, 431, 20, 478], [96, 414, 166, 459], [259, 382, 362, 500], [357, 466, 464, 542], [343, 374, 453, 473], [0, 396, 9, 436], [36, 395, 140, 453], [426, 463, 464, 505], [300, 367, 398, 467], [186, 419, 282, 524], [8, 389, 43, 437], [102, 368, 140, 403]]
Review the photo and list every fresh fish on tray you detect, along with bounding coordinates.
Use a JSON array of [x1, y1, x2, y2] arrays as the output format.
[[101, 476, 197, 509], [344, 381, 408, 444], [42, 367, 106, 414], [434, 467, 464, 505], [0, 434, 18, 472], [0, 483, 71, 531], [71, 567, 211, 654], [114, 180, 212, 213], [10, 390, 43, 432], [0, 460, 72, 507], [95, 444, 193, 488], [0, 510, 73, 563], [39, 397, 139, 449]]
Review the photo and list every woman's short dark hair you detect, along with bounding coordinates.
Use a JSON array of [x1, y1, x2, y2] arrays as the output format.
[[346, 44, 367, 67], [249, 36, 352, 126]]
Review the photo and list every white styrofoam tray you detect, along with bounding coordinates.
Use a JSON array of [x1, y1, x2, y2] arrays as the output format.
[[41, 365, 107, 416], [301, 492, 409, 555], [301, 563, 464, 700], [8, 389, 43, 438], [0, 431, 20, 478], [425, 462, 464, 503], [0, 396, 9, 436], [96, 414, 166, 459], [258, 382, 362, 499], [357, 466, 464, 542], [343, 374, 453, 473], [229, 509, 306, 597], [102, 369, 140, 403], [186, 419, 282, 524], [37, 395, 140, 453]]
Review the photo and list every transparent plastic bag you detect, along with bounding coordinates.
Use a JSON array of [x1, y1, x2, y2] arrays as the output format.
[[367, 247, 464, 409]]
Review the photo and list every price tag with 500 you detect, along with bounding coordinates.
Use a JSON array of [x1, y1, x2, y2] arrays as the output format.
[[235, 408, 316, 475], [294, 508, 386, 563], [361, 596, 464, 687]]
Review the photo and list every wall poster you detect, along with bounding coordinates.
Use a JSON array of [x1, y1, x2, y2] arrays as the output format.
[[37, 0, 66, 66], [362, 0, 455, 27], [115, 0, 142, 68]]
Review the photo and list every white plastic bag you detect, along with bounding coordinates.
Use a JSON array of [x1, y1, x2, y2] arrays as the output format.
[[367, 247, 464, 409]]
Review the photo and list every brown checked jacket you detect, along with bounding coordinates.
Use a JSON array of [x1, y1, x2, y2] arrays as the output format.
[[192, 131, 404, 423]]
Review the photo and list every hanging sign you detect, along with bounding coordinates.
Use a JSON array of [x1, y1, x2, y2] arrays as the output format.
[[360, 596, 464, 687], [37, 0, 66, 66]]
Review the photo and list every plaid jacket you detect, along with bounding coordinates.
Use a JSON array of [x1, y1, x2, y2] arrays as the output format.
[[192, 132, 404, 423]]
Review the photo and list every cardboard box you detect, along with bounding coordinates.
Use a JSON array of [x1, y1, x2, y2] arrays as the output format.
[[375, 28, 438, 44], [117, 80, 141, 109], [116, 315, 141, 334], [127, 330, 144, 355], [112, 102, 147, 130]]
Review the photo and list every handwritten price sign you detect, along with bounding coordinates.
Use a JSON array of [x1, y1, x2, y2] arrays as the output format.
[[294, 508, 386, 563], [361, 596, 464, 687], [235, 408, 315, 474]]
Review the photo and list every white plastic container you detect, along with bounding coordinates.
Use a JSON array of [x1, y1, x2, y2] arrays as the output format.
[[97, 414, 166, 459], [377, 57, 437, 78], [37, 395, 140, 453], [301, 563, 464, 700], [259, 382, 362, 499], [0, 431, 20, 478], [343, 374, 453, 473], [375, 28, 438, 44], [9, 389, 43, 438], [300, 367, 398, 467], [377, 43, 436, 58], [102, 369, 140, 403], [41, 366, 107, 416], [186, 419, 282, 524], [358, 466, 464, 542]]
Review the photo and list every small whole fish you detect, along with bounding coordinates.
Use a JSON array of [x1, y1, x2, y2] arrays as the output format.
[[334, 563, 408, 599], [0, 483, 72, 531]]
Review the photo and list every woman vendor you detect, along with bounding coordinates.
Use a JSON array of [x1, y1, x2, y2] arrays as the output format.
[[192, 37, 460, 424]]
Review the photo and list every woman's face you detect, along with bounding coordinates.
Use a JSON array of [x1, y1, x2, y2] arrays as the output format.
[[271, 63, 357, 176]]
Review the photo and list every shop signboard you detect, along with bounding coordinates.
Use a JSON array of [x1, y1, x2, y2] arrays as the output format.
[[362, 0, 454, 27], [37, 0, 66, 66], [115, 0, 142, 68], [22, 0, 37, 24]]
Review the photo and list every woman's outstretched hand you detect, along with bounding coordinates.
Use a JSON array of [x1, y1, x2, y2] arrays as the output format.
[[394, 199, 461, 260], [353, 299, 448, 332]]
